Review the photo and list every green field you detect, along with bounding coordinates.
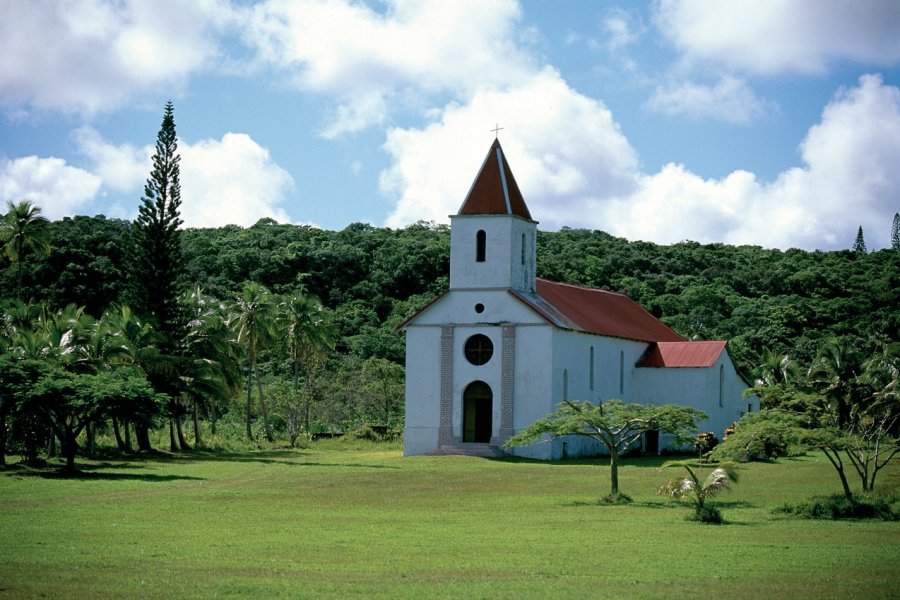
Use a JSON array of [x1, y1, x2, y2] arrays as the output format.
[[2, 445, 899, 599]]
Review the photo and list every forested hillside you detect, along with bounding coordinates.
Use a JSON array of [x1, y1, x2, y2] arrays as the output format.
[[2, 214, 898, 459], [9, 215, 897, 367]]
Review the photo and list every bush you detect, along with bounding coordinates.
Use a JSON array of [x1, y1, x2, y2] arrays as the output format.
[[710, 410, 802, 462], [694, 432, 718, 461], [598, 493, 633, 505], [687, 505, 724, 524], [352, 424, 387, 441], [775, 495, 900, 521]]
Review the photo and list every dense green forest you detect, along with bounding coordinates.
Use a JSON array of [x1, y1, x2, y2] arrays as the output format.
[[11, 214, 898, 364], [2, 210, 899, 468]]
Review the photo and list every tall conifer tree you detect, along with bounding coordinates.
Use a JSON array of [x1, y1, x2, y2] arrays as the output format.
[[853, 225, 867, 254], [131, 101, 185, 450], [891, 212, 900, 250]]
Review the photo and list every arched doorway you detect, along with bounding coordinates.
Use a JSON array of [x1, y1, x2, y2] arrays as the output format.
[[463, 381, 492, 443]]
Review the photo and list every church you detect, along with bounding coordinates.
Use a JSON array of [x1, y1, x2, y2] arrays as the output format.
[[401, 139, 757, 459]]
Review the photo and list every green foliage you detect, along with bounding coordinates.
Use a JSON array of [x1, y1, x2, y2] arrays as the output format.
[[688, 505, 724, 524], [710, 410, 805, 462], [892, 212, 900, 250], [506, 399, 706, 496], [130, 101, 184, 353], [0, 200, 50, 300], [658, 460, 739, 523], [853, 225, 867, 254], [775, 494, 900, 521]]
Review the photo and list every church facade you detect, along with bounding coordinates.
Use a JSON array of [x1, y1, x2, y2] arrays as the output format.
[[402, 139, 757, 459]]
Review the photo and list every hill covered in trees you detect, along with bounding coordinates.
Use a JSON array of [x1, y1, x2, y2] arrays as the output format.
[[8, 215, 897, 370], [2, 213, 898, 464]]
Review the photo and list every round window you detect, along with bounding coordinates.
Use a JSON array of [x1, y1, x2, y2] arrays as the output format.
[[464, 334, 493, 366], [474, 303, 485, 313]]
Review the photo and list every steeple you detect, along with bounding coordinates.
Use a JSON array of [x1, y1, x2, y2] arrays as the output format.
[[457, 139, 532, 220], [450, 139, 537, 293]]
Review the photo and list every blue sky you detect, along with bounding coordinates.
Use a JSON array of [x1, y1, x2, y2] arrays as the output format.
[[1, 0, 899, 250]]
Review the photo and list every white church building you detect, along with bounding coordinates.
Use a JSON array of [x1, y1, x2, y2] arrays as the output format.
[[402, 139, 757, 459]]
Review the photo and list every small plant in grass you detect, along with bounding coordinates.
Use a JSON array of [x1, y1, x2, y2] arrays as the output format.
[[598, 493, 633, 505], [657, 460, 739, 523]]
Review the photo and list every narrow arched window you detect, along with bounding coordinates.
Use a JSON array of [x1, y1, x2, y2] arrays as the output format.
[[589, 346, 595, 390], [619, 350, 625, 395], [476, 230, 486, 262], [521, 233, 526, 265], [563, 369, 569, 401], [719, 365, 725, 408]]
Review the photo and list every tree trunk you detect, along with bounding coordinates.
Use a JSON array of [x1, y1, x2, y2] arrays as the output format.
[[0, 413, 6, 467], [46, 433, 56, 459], [609, 447, 620, 496], [192, 398, 202, 447], [62, 425, 77, 474], [822, 446, 854, 503], [210, 403, 217, 436], [86, 422, 95, 459], [176, 415, 191, 450], [255, 364, 274, 442], [135, 423, 152, 452], [303, 365, 312, 434], [124, 419, 133, 453], [169, 418, 177, 452], [112, 416, 126, 451], [245, 365, 253, 440]]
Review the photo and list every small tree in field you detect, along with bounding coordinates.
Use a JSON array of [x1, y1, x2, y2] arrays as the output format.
[[658, 460, 739, 523], [505, 399, 706, 500]]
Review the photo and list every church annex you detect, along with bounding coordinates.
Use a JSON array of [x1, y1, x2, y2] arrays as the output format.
[[401, 139, 757, 459]]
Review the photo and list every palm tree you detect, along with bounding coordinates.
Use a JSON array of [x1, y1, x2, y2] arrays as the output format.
[[0, 200, 51, 299], [231, 282, 277, 442], [658, 460, 739, 523], [96, 305, 165, 451], [179, 286, 242, 445], [807, 339, 866, 428], [278, 288, 335, 434]]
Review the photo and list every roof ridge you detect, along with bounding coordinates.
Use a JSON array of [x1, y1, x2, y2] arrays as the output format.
[[535, 277, 630, 298]]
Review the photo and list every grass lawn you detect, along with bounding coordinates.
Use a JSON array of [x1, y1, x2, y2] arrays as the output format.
[[2, 444, 899, 599]]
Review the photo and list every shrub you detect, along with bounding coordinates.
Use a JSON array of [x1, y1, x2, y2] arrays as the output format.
[[687, 505, 724, 524], [694, 432, 719, 461], [710, 410, 802, 462], [775, 495, 900, 521]]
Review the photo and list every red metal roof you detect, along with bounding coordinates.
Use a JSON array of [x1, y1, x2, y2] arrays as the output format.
[[637, 341, 727, 368], [510, 279, 686, 343], [457, 139, 532, 220]]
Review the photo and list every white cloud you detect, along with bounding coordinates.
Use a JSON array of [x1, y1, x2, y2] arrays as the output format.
[[608, 74, 900, 250], [72, 127, 151, 192], [0, 156, 102, 220], [0, 0, 229, 114], [603, 8, 640, 52], [74, 128, 297, 228], [179, 133, 295, 227], [245, 0, 534, 135], [655, 0, 900, 75], [383, 73, 900, 251], [645, 76, 777, 124], [381, 68, 638, 228]]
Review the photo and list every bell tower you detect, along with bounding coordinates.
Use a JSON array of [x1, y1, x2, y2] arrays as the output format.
[[449, 139, 537, 293]]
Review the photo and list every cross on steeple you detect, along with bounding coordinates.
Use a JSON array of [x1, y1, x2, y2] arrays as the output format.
[[491, 123, 504, 139]]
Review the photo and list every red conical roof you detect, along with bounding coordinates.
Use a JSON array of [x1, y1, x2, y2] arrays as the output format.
[[457, 139, 532, 220]]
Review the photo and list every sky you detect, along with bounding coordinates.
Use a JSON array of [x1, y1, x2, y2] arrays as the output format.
[[1, 0, 899, 251]]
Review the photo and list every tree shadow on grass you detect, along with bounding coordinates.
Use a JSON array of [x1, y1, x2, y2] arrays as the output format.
[[10, 469, 206, 482], [563, 498, 755, 510]]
